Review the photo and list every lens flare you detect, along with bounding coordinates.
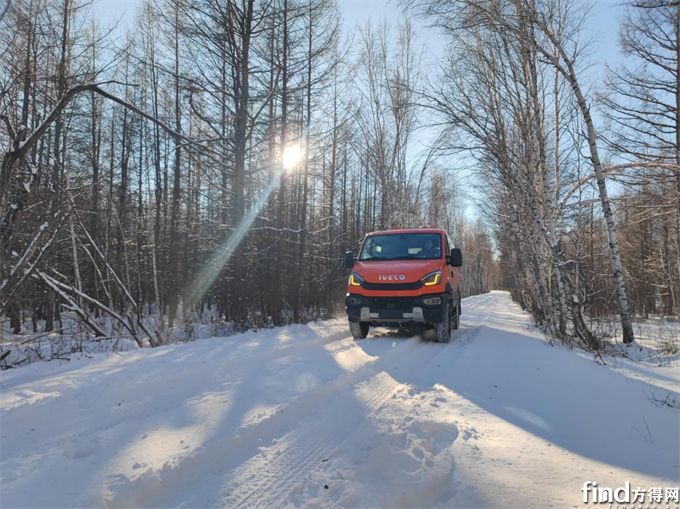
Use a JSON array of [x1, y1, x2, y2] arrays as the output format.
[[184, 142, 304, 311], [184, 165, 285, 311]]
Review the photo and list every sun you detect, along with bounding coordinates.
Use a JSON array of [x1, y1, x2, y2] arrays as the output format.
[[282, 143, 303, 171]]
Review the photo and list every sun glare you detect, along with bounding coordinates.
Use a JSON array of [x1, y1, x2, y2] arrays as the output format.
[[282, 143, 302, 171]]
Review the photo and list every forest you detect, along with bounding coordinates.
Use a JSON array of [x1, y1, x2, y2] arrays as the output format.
[[0, 0, 678, 359]]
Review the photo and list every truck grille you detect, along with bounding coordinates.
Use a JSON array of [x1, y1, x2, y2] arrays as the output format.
[[365, 297, 415, 309], [360, 281, 423, 291]]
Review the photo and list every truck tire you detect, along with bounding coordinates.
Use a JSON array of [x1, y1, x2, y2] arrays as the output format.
[[452, 300, 460, 330], [349, 320, 369, 339], [433, 304, 451, 343]]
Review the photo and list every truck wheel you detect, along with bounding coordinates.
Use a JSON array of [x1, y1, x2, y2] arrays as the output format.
[[452, 301, 460, 330], [433, 304, 451, 343], [349, 320, 369, 339]]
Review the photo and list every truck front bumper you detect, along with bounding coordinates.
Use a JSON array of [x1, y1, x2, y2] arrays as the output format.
[[345, 293, 448, 325]]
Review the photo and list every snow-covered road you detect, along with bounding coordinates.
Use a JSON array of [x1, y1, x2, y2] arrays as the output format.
[[1, 291, 678, 508]]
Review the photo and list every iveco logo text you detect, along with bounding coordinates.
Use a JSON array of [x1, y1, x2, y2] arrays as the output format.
[[378, 274, 407, 281]]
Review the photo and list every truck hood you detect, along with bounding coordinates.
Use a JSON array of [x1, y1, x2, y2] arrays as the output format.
[[354, 260, 442, 283]]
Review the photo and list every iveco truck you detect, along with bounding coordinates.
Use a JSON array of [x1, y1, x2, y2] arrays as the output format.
[[344, 228, 463, 343]]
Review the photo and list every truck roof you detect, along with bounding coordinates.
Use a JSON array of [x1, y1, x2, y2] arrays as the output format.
[[366, 228, 446, 236]]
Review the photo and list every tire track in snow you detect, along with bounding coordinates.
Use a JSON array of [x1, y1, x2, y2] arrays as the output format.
[[216, 323, 487, 509], [220, 371, 404, 509], [106, 305, 487, 508], [105, 334, 423, 508]]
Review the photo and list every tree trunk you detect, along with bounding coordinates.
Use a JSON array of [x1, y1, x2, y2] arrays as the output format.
[[540, 27, 636, 342], [168, 1, 182, 327]]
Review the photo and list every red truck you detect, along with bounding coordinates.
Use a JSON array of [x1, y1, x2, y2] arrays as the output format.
[[344, 228, 463, 343]]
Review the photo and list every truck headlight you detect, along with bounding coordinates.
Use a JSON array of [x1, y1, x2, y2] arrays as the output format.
[[421, 270, 442, 286], [349, 272, 364, 286]]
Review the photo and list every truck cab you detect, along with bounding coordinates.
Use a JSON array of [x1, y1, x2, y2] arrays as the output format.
[[344, 228, 463, 343]]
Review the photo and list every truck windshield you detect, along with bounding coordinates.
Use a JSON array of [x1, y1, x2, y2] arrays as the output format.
[[359, 233, 442, 261]]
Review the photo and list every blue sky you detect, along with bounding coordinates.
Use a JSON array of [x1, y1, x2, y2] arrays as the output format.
[[89, 0, 624, 95], [88, 0, 624, 220], [90, 0, 624, 108], [90, 0, 623, 72]]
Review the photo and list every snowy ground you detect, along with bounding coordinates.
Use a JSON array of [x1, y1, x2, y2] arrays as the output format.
[[1, 291, 678, 508]]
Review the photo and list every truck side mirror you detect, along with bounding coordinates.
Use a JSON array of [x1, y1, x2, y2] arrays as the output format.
[[344, 251, 355, 269], [449, 248, 463, 267]]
